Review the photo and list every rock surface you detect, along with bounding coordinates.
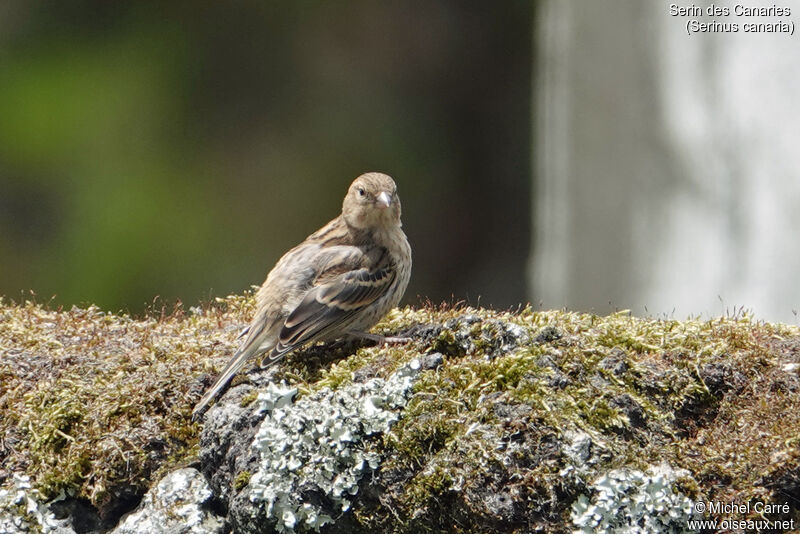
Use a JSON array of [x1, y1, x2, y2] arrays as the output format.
[[111, 468, 224, 534], [2, 298, 800, 532]]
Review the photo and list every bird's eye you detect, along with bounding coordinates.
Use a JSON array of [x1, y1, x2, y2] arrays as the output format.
[[357, 187, 366, 197]]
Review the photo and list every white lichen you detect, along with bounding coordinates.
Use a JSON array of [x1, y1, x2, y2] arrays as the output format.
[[111, 468, 224, 534], [248, 359, 422, 532], [558, 430, 608, 488], [0, 473, 74, 534], [570, 464, 696, 534]]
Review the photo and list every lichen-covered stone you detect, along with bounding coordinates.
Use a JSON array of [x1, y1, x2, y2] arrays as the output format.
[[234, 360, 422, 532], [570, 464, 697, 533], [110, 468, 224, 534], [0, 474, 75, 534], [3, 298, 800, 532]]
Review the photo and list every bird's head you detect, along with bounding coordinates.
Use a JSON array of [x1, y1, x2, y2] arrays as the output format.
[[342, 172, 402, 230]]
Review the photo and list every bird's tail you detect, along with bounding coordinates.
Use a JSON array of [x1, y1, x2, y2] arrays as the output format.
[[191, 343, 261, 421]]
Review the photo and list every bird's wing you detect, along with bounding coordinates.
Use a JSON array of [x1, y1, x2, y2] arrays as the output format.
[[192, 243, 385, 420], [265, 264, 396, 362]]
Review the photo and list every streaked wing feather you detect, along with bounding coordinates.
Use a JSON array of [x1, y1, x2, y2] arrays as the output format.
[[271, 266, 395, 358]]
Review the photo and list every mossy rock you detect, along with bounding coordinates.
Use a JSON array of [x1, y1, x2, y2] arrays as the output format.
[[1, 295, 799, 532]]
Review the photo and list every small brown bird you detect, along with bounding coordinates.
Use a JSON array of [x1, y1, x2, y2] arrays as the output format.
[[192, 172, 411, 419]]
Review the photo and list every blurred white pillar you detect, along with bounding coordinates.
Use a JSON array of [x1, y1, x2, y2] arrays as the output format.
[[531, 0, 800, 323]]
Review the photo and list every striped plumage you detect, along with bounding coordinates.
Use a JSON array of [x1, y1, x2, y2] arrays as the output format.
[[192, 172, 411, 420]]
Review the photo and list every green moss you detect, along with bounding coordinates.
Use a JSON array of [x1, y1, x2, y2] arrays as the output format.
[[239, 391, 259, 408], [406, 465, 454, 507], [0, 295, 256, 513], [234, 470, 251, 491], [2, 297, 799, 530], [430, 329, 464, 357], [369, 307, 800, 529]]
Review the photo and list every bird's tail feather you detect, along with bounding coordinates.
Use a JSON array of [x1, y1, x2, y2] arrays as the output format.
[[192, 343, 260, 421]]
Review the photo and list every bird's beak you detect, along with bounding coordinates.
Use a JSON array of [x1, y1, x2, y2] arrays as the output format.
[[376, 191, 392, 208]]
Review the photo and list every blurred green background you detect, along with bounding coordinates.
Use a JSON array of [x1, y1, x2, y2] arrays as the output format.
[[0, 2, 532, 313]]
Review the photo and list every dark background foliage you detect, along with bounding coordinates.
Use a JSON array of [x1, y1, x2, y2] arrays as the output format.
[[0, 1, 532, 313]]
